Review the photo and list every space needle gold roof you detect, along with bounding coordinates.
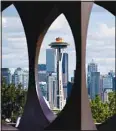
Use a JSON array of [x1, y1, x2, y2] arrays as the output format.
[[49, 37, 69, 49], [56, 37, 64, 42]]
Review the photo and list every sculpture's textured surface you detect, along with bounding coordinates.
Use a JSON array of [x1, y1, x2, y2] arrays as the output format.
[[1, 1, 116, 131]]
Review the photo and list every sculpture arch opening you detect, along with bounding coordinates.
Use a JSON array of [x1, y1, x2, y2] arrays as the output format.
[[36, 13, 76, 115], [1, 4, 29, 127], [86, 3, 115, 124]]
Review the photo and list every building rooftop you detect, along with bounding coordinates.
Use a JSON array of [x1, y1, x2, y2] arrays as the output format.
[[49, 37, 69, 49]]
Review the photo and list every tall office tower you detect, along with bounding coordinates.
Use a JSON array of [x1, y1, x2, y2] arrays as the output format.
[[39, 82, 47, 100], [87, 60, 98, 96], [99, 75, 103, 100], [13, 68, 23, 88], [67, 81, 73, 100], [108, 70, 115, 91], [38, 64, 46, 71], [102, 74, 113, 90], [2, 68, 12, 85], [88, 59, 98, 73], [38, 71, 47, 82], [49, 37, 69, 110], [90, 72, 100, 100], [62, 53, 68, 100], [87, 73, 91, 95], [47, 73, 57, 109], [22, 70, 29, 89], [46, 49, 56, 73]]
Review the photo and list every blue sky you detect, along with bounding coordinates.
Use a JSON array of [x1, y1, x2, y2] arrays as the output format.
[[2, 4, 115, 80]]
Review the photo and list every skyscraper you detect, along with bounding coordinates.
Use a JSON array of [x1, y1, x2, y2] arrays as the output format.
[[38, 64, 46, 71], [90, 72, 100, 100], [38, 71, 47, 82], [12, 68, 23, 88], [108, 70, 115, 91], [62, 53, 68, 99], [102, 74, 113, 90], [87, 73, 91, 95], [67, 81, 73, 100], [22, 70, 29, 89], [46, 49, 56, 73], [39, 82, 47, 100], [87, 60, 98, 98], [2, 68, 12, 85], [100, 75, 104, 100], [47, 73, 57, 109], [88, 59, 98, 73]]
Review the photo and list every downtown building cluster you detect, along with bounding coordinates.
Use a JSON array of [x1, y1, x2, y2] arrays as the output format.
[[2, 67, 29, 89], [2, 56, 115, 110], [38, 48, 72, 110], [1, 48, 73, 111], [2, 68, 29, 90], [87, 60, 115, 102]]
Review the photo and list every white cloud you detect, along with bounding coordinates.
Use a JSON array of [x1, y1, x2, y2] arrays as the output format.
[[2, 17, 7, 27], [48, 14, 71, 32], [2, 16, 22, 30], [4, 32, 25, 37], [2, 6, 115, 78], [7, 37, 26, 42], [99, 24, 115, 37], [88, 23, 115, 40]]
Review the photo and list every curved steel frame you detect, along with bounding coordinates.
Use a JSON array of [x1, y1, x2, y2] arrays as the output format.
[[1, 1, 116, 131]]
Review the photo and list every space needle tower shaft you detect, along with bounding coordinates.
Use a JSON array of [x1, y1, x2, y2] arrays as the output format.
[[49, 37, 69, 110]]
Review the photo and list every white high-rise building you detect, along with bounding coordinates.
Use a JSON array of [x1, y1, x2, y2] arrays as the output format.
[[13, 68, 23, 87], [22, 70, 29, 89], [13, 68, 29, 89], [39, 82, 47, 100], [47, 73, 58, 109], [46, 49, 57, 73], [103, 88, 113, 102]]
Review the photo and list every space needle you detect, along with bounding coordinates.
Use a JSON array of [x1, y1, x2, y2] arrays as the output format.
[[49, 37, 69, 110]]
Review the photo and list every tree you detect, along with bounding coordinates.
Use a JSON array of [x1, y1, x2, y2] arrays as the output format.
[[90, 95, 109, 123], [1, 78, 27, 122], [107, 91, 116, 117], [90, 92, 116, 123]]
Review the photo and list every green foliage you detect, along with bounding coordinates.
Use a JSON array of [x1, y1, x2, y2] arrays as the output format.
[[1, 78, 27, 122], [108, 92, 116, 117], [90, 93, 116, 123], [2, 76, 115, 124]]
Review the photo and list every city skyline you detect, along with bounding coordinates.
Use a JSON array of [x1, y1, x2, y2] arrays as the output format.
[[2, 4, 115, 80]]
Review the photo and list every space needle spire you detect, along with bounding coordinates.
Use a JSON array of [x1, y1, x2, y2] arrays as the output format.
[[49, 37, 69, 110]]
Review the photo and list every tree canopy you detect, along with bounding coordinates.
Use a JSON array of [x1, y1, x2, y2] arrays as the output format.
[[1, 77, 116, 123], [1, 78, 27, 122], [90, 93, 116, 123]]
